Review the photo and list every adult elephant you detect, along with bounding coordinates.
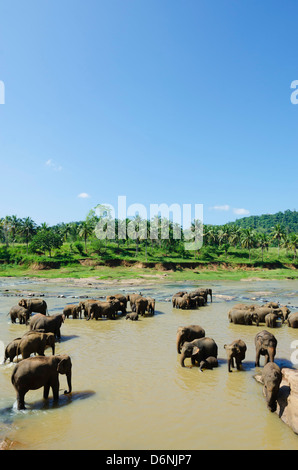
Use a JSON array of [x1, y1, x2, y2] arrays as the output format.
[[11, 354, 72, 410], [29, 313, 64, 340], [78, 299, 98, 318], [261, 362, 282, 412], [180, 337, 218, 367], [107, 294, 128, 313], [173, 295, 191, 310], [287, 312, 298, 328], [255, 330, 277, 367], [63, 304, 81, 319], [265, 313, 279, 328], [189, 288, 212, 303], [146, 297, 155, 315], [228, 309, 258, 326], [252, 307, 283, 324], [224, 339, 247, 372], [16, 331, 55, 360], [176, 325, 206, 353], [8, 305, 30, 324], [86, 300, 118, 320], [135, 297, 149, 316], [127, 294, 142, 312], [18, 298, 48, 316]]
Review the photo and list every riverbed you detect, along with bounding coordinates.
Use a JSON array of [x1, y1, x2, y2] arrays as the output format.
[[0, 277, 298, 450]]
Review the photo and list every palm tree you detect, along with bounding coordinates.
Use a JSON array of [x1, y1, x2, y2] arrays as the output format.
[[257, 233, 269, 262], [79, 221, 94, 253], [289, 233, 298, 261], [271, 224, 285, 258], [19, 217, 37, 254], [241, 228, 256, 261]]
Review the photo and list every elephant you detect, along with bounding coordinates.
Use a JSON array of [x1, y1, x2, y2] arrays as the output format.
[[4, 338, 22, 363], [126, 312, 139, 321], [199, 356, 218, 371], [11, 354, 72, 410], [263, 302, 280, 309], [180, 337, 218, 367], [146, 297, 155, 315], [176, 325, 206, 354], [189, 288, 212, 303], [127, 294, 142, 312], [173, 295, 191, 310], [63, 304, 82, 319], [224, 339, 247, 372], [287, 312, 298, 328], [280, 306, 291, 322], [261, 362, 282, 412], [8, 305, 30, 324], [252, 307, 283, 324], [135, 297, 149, 316], [78, 299, 98, 318], [29, 313, 64, 340], [228, 309, 258, 326], [255, 330, 277, 367], [86, 300, 118, 320], [107, 294, 128, 313], [172, 292, 189, 308], [18, 298, 47, 315], [265, 313, 279, 328], [190, 295, 206, 308], [16, 331, 55, 360]]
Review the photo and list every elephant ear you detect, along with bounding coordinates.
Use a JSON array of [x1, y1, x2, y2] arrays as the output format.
[[192, 346, 200, 356], [57, 356, 71, 374]]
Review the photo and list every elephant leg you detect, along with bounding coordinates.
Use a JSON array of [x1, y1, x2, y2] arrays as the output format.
[[51, 379, 60, 401], [16, 391, 26, 410], [43, 382, 50, 400], [255, 349, 260, 367]]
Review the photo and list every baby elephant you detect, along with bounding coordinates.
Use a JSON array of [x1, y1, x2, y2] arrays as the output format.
[[199, 356, 218, 371], [126, 312, 139, 321], [224, 340, 247, 372], [261, 362, 282, 412], [4, 338, 22, 363]]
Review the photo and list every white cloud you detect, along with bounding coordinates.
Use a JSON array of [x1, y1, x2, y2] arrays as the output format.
[[45, 159, 62, 172], [210, 205, 230, 211], [233, 208, 250, 215], [78, 192, 91, 199]]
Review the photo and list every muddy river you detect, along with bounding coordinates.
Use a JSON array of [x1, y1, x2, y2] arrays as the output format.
[[0, 277, 298, 450]]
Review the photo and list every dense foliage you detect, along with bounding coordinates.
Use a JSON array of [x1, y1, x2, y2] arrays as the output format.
[[0, 210, 298, 265]]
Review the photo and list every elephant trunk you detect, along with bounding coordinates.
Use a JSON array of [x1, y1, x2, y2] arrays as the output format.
[[176, 334, 183, 354], [64, 371, 72, 395], [180, 353, 186, 367]]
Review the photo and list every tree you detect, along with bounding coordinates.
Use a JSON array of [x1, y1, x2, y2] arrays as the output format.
[[257, 233, 269, 262], [79, 221, 94, 253], [29, 230, 63, 257], [241, 228, 256, 261], [271, 224, 285, 258], [19, 217, 37, 254], [289, 233, 298, 261]]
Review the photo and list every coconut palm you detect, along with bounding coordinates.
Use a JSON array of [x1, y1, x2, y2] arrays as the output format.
[[241, 228, 257, 261], [79, 221, 94, 253], [257, 233, 269, 262], [19, 217, 37, 254], [271, 224, 285, 258]]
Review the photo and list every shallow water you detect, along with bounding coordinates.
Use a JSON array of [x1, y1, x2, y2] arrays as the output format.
[[1, 277, 298, 450]]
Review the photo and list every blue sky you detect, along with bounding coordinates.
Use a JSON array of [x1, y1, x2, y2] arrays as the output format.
[[0, 0, 297, 226]]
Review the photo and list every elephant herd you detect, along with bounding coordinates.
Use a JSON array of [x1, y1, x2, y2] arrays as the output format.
[[4, 288, 296, 415], [172, 288, 212, 309], [4, 291, 156, 410], [176, 297, 298, 413]]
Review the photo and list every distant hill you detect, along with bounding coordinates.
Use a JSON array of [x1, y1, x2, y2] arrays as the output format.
[[228, 210, 298, 233]]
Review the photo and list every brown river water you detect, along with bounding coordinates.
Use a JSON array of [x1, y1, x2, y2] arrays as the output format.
[[0, 276, 298, 450]]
